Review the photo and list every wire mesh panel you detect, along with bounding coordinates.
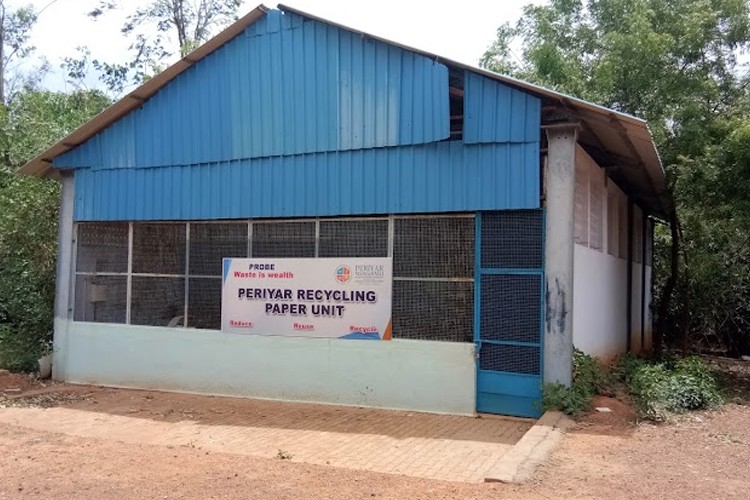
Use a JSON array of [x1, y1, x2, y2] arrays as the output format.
[[319, 219, 388, 257], [252, 221, 316, 258], [190, 223, 248, 276], [480, 274, 541, 343], [188, 278, 222, 329], [73, 275, 127, 323], [480, 211, 543, 269], [133, 223, 186, 274], [394, 217, 474, 278], [130, 277, 185, 326], [76, 223, 129, 273], [392, 280, 473, 342], [479, 343, 540, 375]]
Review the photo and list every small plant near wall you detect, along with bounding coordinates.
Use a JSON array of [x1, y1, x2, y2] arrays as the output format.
[[618, 354, 723, 422], [542, 349, 612, 415]]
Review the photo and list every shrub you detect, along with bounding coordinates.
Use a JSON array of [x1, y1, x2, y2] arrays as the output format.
[[619, 355, 723, 421], [543, 349, 610, 415]]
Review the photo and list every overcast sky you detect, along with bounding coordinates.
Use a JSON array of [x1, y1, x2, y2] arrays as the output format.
[[18, 0, 546, 93]]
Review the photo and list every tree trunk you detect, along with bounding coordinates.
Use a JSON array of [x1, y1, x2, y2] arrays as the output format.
[[655, 207, 680, 355]]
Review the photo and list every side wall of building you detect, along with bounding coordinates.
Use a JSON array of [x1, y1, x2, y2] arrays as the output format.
[[572, 146, 652, 359]]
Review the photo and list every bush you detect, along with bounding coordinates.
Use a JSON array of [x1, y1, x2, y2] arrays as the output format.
[[619, 355, 723, 421], [0, 172, 58, 372], [543, 349, 610, 415]]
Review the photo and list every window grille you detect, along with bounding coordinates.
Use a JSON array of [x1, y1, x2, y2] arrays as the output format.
[[76, 223, 129, 273], [607, 191, 619, 257], [394, 217, 474, 278], [481, 211, 543, 269], [574, 158, 589, 246], [190, 223, 248, 276], [133, 223, 185, 274], [73, 275, 127, 323], [319, 219, 388, 258], [252, 221, 315, 258], [73, 215, 475, 343], [589, 166, 604, 251]]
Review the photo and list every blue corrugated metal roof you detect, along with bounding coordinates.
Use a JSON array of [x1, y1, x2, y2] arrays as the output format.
[[464, 72, 541, 144], [55, 10, 449, 169], [73, 141, 540, 221]]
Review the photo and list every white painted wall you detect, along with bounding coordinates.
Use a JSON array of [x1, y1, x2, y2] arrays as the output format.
[[572, 244, 628, 358], [57, 321, 477, 415]]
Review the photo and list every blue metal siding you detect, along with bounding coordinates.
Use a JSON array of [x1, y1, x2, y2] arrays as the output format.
[[55, 10, 449, 170], [464, 71, 541, 144], [73, 141, 540, 221]]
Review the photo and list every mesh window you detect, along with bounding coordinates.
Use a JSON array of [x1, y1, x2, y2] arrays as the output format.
[[589, 167, 604, 251], [130, 277, 185, 326], [133, 223, 186, 274], [73, 275, 127, 323], [394, 217, 474, 278], [76, 223, 129, 273], [252, 221, 315, 258], [480, 211, 543, 269], [319, 219, 388, 257], [480, 274, 541, 343], [188, 278, 222, 329], [392, 280, 473, 342], [190, 223, 248, 276], [618, 202, 628, 259], [479, 343, 540, 375]]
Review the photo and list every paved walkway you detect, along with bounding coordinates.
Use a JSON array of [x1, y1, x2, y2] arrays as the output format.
[[0, 387, 532, 483]]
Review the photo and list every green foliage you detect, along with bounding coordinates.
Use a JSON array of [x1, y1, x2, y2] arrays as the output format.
[[483, 1, 750, 356], [543, 349, 611, 415], [619, 355, 723, 421], [0, 90, 110, 371]]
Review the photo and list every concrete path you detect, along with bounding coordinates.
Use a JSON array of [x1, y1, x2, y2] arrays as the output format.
[[0, 388, 533, 483]]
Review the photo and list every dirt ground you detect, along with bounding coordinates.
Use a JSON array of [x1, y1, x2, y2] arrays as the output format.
[[1, 359, 749, 500]]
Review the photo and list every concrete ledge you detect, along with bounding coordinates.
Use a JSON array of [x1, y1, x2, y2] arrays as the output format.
[[484, 411, 574, 483]]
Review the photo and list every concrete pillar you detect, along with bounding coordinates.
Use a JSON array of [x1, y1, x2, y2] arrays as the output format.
[[52, 171, 75, 380], [543, 126, 578, 386]]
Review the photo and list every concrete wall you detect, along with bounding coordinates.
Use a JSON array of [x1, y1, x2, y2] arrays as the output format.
[[56, 321, 477, 415], [572, 244, 628, 358]]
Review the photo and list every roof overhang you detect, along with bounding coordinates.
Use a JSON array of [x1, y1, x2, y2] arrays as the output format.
[[19, 2, 668, 217]]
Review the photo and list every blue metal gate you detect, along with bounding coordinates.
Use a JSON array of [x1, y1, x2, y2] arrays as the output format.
[[475, 211, 545, 418]]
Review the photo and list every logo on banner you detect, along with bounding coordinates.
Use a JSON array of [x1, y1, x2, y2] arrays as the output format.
[[335, 265, 351, 284]]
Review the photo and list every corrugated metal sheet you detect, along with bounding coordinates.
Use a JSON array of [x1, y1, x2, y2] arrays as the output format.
[[464, 72, 540, 144], [73, 141, 540, 221], [55, 10, 448, 170]]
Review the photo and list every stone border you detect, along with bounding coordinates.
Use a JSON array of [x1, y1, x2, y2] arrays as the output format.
[[484, 411, 574, 483]]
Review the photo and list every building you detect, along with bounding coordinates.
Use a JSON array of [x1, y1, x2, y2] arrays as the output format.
[[19, 5, 667, 418]]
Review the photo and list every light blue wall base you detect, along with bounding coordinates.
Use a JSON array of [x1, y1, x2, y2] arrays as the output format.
[[57, 321, 477, 415]]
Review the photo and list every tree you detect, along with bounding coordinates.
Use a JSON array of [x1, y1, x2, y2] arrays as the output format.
[[0, 90, 111, 370], [80, 0, 243, 93], [482, 0, 750, 355], [0, 1, 38, 104]]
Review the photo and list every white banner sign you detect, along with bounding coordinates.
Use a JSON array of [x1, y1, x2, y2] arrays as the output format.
[[221, 258, 392, 340]]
